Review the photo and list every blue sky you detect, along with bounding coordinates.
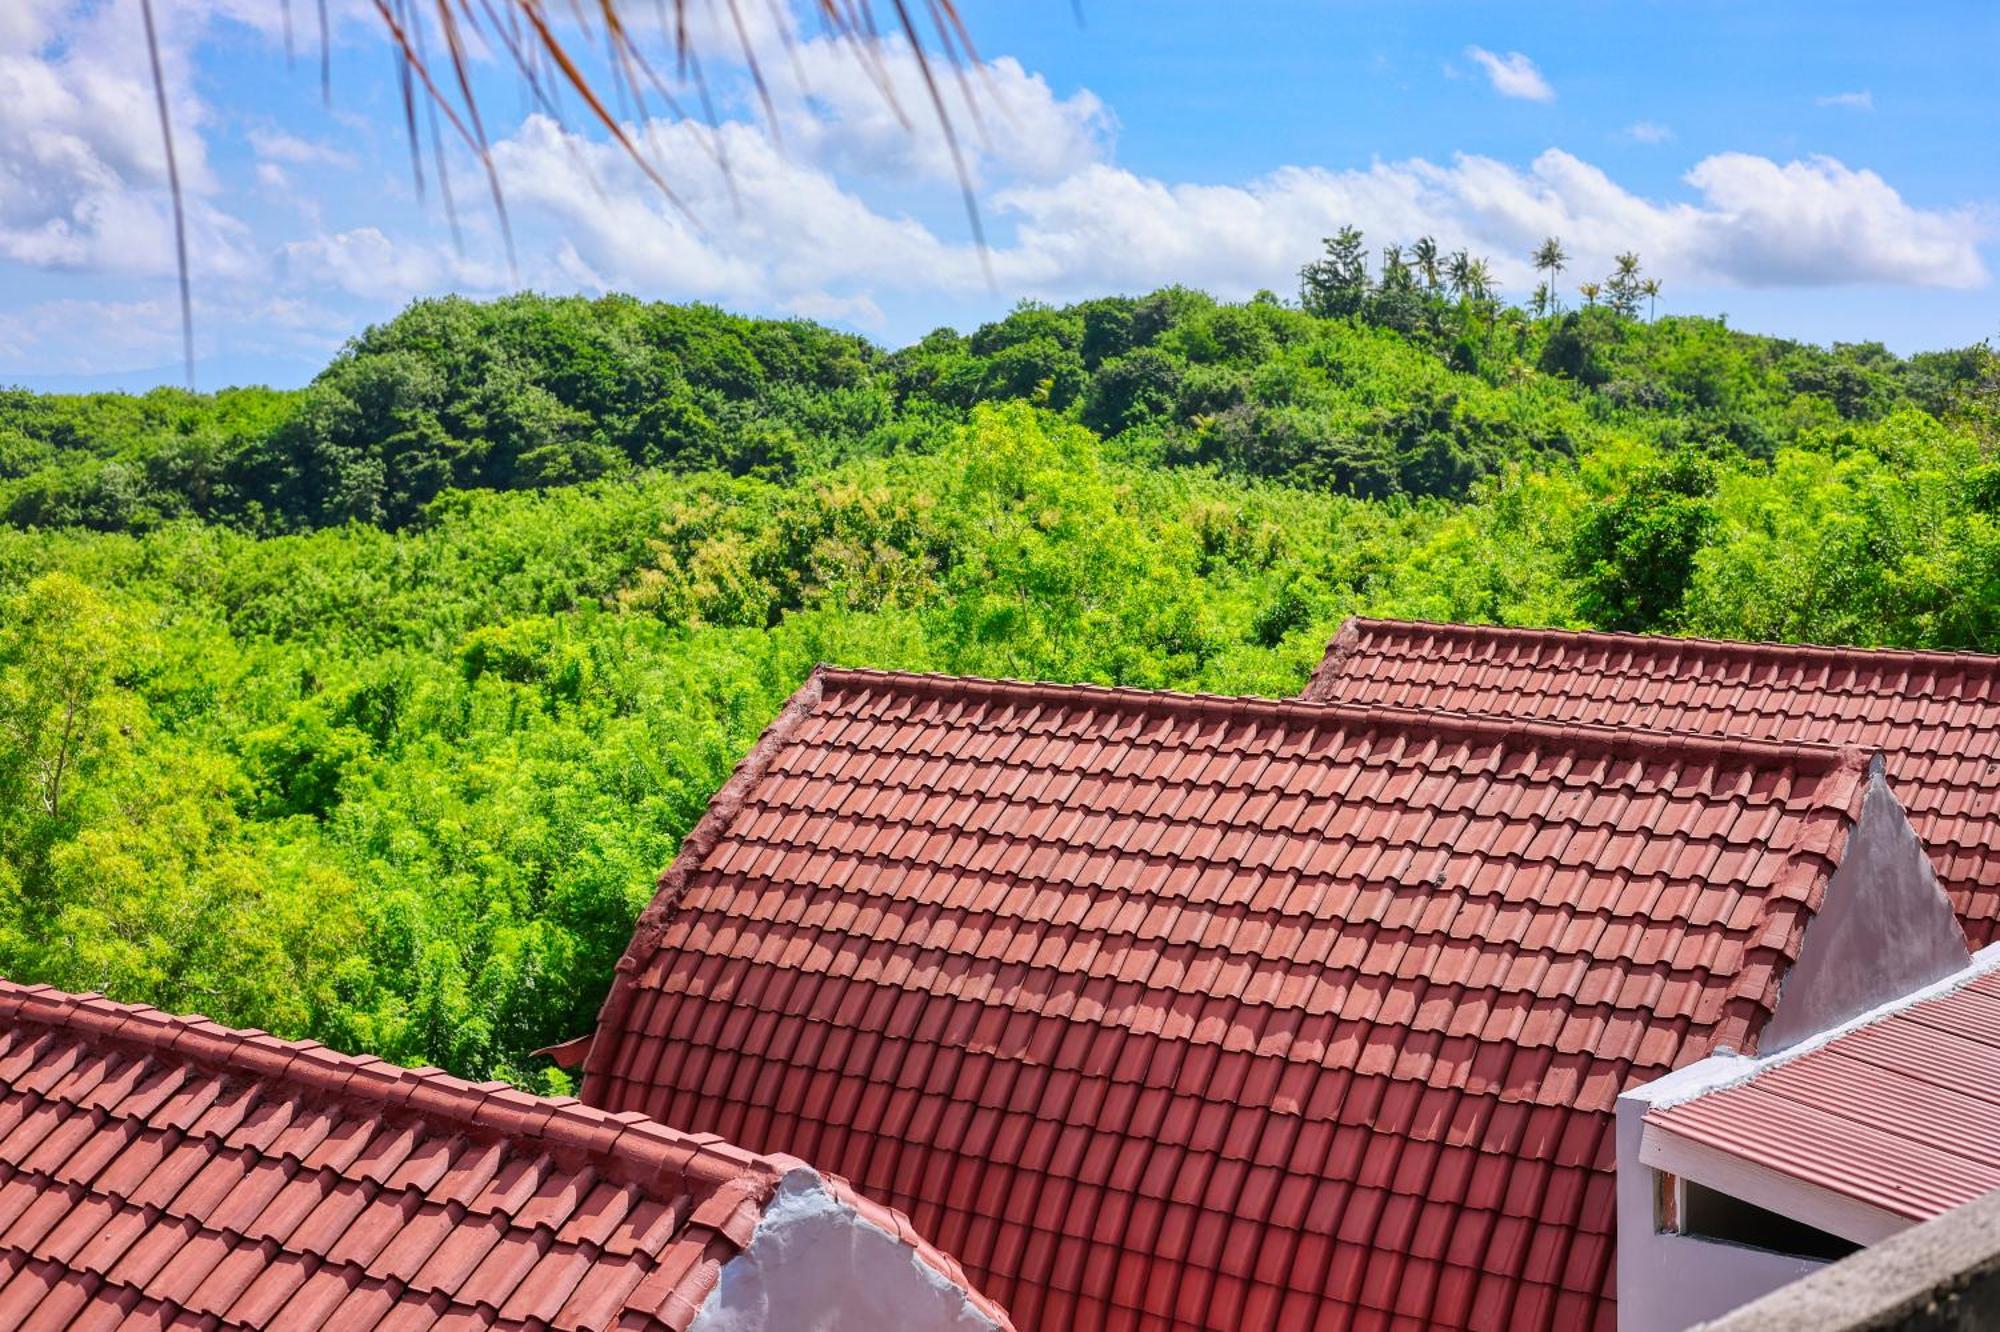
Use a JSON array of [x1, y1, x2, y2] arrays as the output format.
[[1, 0, 1994, 390]]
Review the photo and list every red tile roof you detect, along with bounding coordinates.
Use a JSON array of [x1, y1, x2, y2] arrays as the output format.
[[1304, 618, 2000, 948], [579, 666, 1878, 1332], [0, 980, 1010, 1332], [1644, 960, 2000, 1234]]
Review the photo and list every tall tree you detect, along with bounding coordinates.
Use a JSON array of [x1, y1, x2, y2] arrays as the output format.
[[1606, 252, 1645, 318], [1446, 250, 1474, 300], [1299, 228, 1371, 319], [0, 575, 126, 828], [1411, 237, 1442, 295], [1642, 277, 1663, 322], [1533, 237, 1569, 313], [1579, 282, 1602, 308]]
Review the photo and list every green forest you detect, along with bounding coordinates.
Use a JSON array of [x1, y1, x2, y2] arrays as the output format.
[[3, 238, 1996, 1087]]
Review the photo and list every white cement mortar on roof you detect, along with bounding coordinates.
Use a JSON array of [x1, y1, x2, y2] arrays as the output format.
[[690, 1170, 1004, 1332], [1635, 940, 2000, 1115]]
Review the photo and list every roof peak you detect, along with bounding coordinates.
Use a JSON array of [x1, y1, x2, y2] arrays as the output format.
[[1329, 617, 2000, 675], [0, 978, 780, 1196], [811, 664, 1873, 778]]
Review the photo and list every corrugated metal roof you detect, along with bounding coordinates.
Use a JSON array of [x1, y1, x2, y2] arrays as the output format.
[[580, 665, 1874, 1331], [1646, 965, 2000, 1227]]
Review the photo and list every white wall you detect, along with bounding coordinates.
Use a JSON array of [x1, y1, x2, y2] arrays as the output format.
[[691, 1170, 1005, 1332], [1615, 1064, 1830, 1332]]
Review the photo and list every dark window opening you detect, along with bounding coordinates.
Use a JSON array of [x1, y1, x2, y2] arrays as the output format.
[[1667, 1176, 1861, 1262]]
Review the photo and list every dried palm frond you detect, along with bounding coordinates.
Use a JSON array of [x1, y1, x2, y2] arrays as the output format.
[[138, 0, 989, 387]]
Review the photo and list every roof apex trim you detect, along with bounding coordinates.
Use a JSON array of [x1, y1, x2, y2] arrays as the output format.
[[1306, 617, 2000, 703], [0, 979, 781, 1197], [812, 664, 1875, 778]]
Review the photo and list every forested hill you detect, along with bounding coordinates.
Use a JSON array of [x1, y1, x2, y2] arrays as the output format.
[[1, 275, 1996, 1090], [5, 286, 1989, 533]]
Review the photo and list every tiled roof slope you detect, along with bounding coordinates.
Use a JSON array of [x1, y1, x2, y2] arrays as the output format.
[[580, 666, 1877, 1332], [1646, 961, 2000, 1231], [0, 980, 1011, 1332], [1304, 617, 2000, 947]]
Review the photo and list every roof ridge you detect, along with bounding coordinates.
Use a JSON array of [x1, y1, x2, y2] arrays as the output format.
[[1333, 616, 2000, 675], [812, 665, 1874, 778], [0, 979, 780, 1197], [581, 670, 830, 1094]]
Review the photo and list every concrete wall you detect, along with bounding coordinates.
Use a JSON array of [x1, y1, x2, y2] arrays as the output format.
[[691, 1171, 1004, 1332], [1761, 761, 1968, 1053], [1617, 1062, 1831, 1332]]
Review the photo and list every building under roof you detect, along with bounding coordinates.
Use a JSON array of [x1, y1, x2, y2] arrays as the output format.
[[1304, 617, 2000, 948], [1619, 944, 2000, 1330], [0, 980, 1011, 1332], [573, 665, 1970, 1331]]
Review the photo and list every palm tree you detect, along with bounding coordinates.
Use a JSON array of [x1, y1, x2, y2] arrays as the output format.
[[1641, 278, 1663, 322], [1446, 249, 1474, 300], [1463, 258, 1496, 304], [1579, 282, 1602, 308], [1607, 252, 1644, 317], [1530, 281, 1552, 318], [1533, 236, 1569, 313], [1411, 237, 1442, 295]]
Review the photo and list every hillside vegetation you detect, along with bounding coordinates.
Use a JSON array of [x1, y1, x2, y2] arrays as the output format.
[[2, 266, 1996, 1085]]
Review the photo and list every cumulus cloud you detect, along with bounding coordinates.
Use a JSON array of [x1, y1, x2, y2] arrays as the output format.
[[1464, 47, 1555, 102], [276, 226, 507, 304], [0, 0, 256, 277], [766, 37, 1113, 187], [481, 105, 1988, 314], [1023, 149, 1984, 294], [1817, 90, 1875, 111], [249, 127, 355, 168]]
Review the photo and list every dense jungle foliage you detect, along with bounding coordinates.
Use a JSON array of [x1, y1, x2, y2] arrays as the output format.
[[2, 257, 1996, 1086]]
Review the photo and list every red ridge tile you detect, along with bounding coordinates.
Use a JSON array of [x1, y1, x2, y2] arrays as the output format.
[[0, 981, 1012, 1332]]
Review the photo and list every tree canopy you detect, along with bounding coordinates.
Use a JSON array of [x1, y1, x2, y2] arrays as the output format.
[[2, 260, 1995, 1086]]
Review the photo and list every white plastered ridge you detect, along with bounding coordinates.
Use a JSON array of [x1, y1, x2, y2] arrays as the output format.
[[690, 1169, 1005, 1332]]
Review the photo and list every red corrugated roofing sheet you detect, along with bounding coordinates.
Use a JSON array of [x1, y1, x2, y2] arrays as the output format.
[[580, 666, 1874, 1332], [0, 980, 1011, 1332], [1303, 617, 2000, 947], [1646, 966, 2000, 1227]]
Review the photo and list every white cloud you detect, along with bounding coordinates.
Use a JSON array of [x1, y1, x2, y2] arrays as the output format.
[[1464, 47, 1555, 102], [249, 127, 355, 168], [479, 108, 1988, 319], [0, 0, 257, 278], [276, 226, 506, 304], [1002, 149, 1983, 295], [1624, 121, 1674, 144], [1817, 90, 1875, 111], [767, 37, 1113, 187]]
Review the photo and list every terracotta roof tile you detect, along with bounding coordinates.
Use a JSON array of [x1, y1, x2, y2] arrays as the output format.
[[1306, 617, 2000, 945], [0, 981, 1012, 1332], [580, 666, 1874, 1331]]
